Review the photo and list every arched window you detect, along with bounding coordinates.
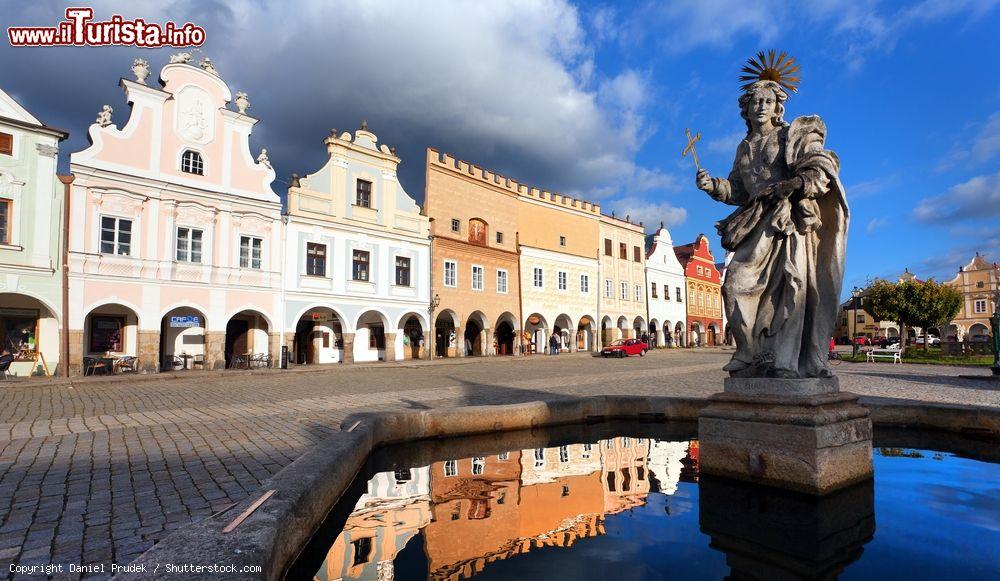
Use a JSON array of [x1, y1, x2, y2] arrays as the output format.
[[181, 150, 204, 175]]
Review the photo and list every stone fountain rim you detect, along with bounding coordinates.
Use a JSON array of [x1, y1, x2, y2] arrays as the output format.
[[123, 394, 999, 580]]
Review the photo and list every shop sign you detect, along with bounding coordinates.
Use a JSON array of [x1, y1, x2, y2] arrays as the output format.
[[169, 316, 201, 328]]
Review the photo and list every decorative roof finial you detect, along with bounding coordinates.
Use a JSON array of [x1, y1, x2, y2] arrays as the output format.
[[660, 221, 664, 229], [739, 50, 801, 93], [330, 128, 338, 138], [199, 57, 218, 76], [131, 58, 150, 84], [389, 146, 396, 155], [611, 211, 616, 218], [360, 119, 368, 131], [96, 105, 113, 127], [234, 92, 249, 114], [290, 173, 300, 187], [256, 149, 271, 169], [169, 52, 193, 64]]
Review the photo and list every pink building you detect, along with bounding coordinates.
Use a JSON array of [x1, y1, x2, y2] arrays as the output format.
[[67, 55, 282, 374]]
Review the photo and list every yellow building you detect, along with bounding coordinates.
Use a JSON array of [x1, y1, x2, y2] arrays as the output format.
[[598, 215, 647, 344], [943, 253, 998, 342]]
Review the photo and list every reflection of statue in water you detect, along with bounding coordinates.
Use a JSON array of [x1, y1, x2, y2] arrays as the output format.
[[696, 52, 848, 379]]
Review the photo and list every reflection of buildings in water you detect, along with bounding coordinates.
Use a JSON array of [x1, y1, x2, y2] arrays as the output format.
[[316, 467, 432, 581], [600, 437, 652, 514], [314, 438, 681, 580], [645, 440, 690, 495], [680, 440, 700, 483]]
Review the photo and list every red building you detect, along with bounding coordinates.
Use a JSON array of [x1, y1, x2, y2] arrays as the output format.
[[674, 234, 723, 346]]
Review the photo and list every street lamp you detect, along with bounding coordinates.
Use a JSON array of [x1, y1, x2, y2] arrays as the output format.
[[851, 286, 863, 359], [428, 293, 441, 361]]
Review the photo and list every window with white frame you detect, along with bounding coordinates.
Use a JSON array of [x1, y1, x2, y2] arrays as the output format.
[[497, 269, 508, 294], [239, 236, 262, 269], [605, 279, 613, 298], [180, 150, 204, 175], [676, 287, 683, 302], [635, 284, 641, 302], [352, 249, 370, 281], [444, 460, 457, 477], [534, 448, 545, 468], [974, 299, 987, 314], [580, 274, 589, 293], [0, 199, 10, 245], [664, 284, 670, 300], [100, 216, 132, 256], [450, 218, 460, 233], [559, 445, 569, 463], [620, 282, 627, 300], [471, 265, 484, 291], [699, 292, 704, 307], [355, 179, 372, 208], [443, 260, 457, 287], [472, 456, 485, 475], [582, 443, 592, 458], [175, 227, 203, 263], [533, 267, 543, 289], [395, 256, 411, 286], [306, 243, 326, 276], [651, 282, 657, 298], [558, 271, 567, 290]]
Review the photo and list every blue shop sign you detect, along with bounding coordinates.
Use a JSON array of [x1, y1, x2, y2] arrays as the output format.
[[169, 316, 201, 328]]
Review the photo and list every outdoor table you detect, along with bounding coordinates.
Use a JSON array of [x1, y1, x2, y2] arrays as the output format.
[[179, 354, 193, 370]]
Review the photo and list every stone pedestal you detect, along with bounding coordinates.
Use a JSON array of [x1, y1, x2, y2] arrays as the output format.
[[700, 475, 874, 580], [698, 377, 873, 495], [384, 332, 396, 362]]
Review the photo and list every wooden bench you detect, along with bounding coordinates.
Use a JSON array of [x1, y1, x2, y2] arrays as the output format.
[[866, 348, 901, 364]]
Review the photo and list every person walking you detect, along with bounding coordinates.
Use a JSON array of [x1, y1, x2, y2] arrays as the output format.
[[549, 334, 559, 356]]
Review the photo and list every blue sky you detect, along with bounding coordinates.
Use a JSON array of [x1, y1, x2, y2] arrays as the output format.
[[2, 1, 998, 296]]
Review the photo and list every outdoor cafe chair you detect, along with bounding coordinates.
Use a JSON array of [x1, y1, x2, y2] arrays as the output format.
[[115, 356, 138, 374], [83, 357, 110, 376]]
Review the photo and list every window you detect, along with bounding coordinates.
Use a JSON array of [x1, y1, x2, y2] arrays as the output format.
[[239, 236, 262, 269], [633, 246, 641, 262], [976, 281, 984, 289], [368, 324, 385, 349], [651, 283, 658, 299], [580, 274, 589, 293], [559, 235, 566, 247], [496, 231, 504, 244], [605, 279, 613, 298], [697, 265, 703, 275], [973, 299, 987, 314], [497, 269, 508, 294], [533, 267, 543, 289], [534, 448, 545, 468], [352, 537, 372, 566], [622, 437, 630, 448], [699, 292, 704, 307], [444, 260, 457, 287], [676, 287, 683, 302], [0, 132, 12, 156], [562, 485, 570, 497], [451, 218, 460, 233], [0, 199, 10, 244], [604, 238, 612, 256], [635, 284, 641, 302], [180, 150, 203, 175], [89, 316, 124, 353], [355, 179, 372, 207], [714, 296, 720, 309], [394, 468, 411, 482], [472, 456, 485, 475], [664, 284, 670, 300], [558, 271, 567, 291], [444, 460, 457, 477], [306, 243, 326, 276], [619, 242, 627, 259], [1, 308, 39, 357], [100, 216, 132, 256], [582, 443, 592, 458], [856, 314, 865, 323], [472, 265, 484, 291], [352, 249, 370, 281], [395, 256, 411, 286], [498, 451, 509, 461], [175, 227, 203, 263], [620, 282, 628, 300], [559, 446, 569, 463]]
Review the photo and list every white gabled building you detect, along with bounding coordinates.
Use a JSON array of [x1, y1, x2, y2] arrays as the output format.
[[644, 225, 687, 347], [283, 123, 430, 365]]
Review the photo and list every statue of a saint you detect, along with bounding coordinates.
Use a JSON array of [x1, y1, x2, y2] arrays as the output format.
[[696, 52, 849, 378]]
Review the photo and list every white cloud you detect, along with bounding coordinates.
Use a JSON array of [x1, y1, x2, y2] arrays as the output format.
[[912, 170, 1000, 223], [866, 217, 888, 234], [936, 111, 1000, 170], [603, 196, 687, 230], [705, 131, 744, 154], [0, 0, 667, 204]]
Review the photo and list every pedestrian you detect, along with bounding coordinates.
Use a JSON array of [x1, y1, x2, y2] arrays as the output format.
[[549, 334, 559, 356], [641, 332, 650, 353]]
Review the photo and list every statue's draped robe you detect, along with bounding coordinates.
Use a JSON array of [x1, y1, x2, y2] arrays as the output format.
[[713, 116, 848, 377]]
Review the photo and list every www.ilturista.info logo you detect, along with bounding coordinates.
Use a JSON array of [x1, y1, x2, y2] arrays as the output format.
[[7, 7, 206, 47]]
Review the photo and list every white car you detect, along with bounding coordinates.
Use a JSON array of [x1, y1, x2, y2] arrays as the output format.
[[915, 336, 941, 346]]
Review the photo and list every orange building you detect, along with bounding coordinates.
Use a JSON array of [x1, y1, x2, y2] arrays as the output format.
[[425, 149, 523, 357], [674, 234, 723, 346]]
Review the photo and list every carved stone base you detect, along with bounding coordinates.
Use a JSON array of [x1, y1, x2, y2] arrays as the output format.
[[698, 377, 873, 495]]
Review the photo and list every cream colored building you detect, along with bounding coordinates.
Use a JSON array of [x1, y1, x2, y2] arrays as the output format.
[[943, 253, 998, 341], [517, 186, 600, 354], [598, 215, 647, 344]]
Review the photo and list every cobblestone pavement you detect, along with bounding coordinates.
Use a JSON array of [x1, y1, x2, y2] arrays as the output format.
[[0, 349, 996, 578]]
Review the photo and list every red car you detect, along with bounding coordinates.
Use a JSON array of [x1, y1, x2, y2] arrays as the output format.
[[853, 336, 870, 346], [601, 339, 647, 358]]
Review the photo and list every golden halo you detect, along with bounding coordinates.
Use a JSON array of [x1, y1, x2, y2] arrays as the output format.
[[739, 50, 801, 93]]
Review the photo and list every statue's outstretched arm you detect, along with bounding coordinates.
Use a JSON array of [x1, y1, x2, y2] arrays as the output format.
[[711, 168, 748, 206]]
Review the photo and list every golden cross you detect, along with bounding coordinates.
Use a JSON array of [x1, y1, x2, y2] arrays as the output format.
[[682, 128, 701, 170]]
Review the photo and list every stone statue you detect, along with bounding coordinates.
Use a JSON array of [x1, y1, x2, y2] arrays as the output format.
[[131, 58, 150, 84], [256, 148, 271, 168], [170, 52, 193, 64], [96, 105, 113, 127], [199, 57, 218, 75], [696, 51, 848, 379]]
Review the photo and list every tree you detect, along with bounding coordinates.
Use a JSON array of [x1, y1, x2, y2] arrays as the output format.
[[908, 279, 963, 351], [864, 278, 963, 352]]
